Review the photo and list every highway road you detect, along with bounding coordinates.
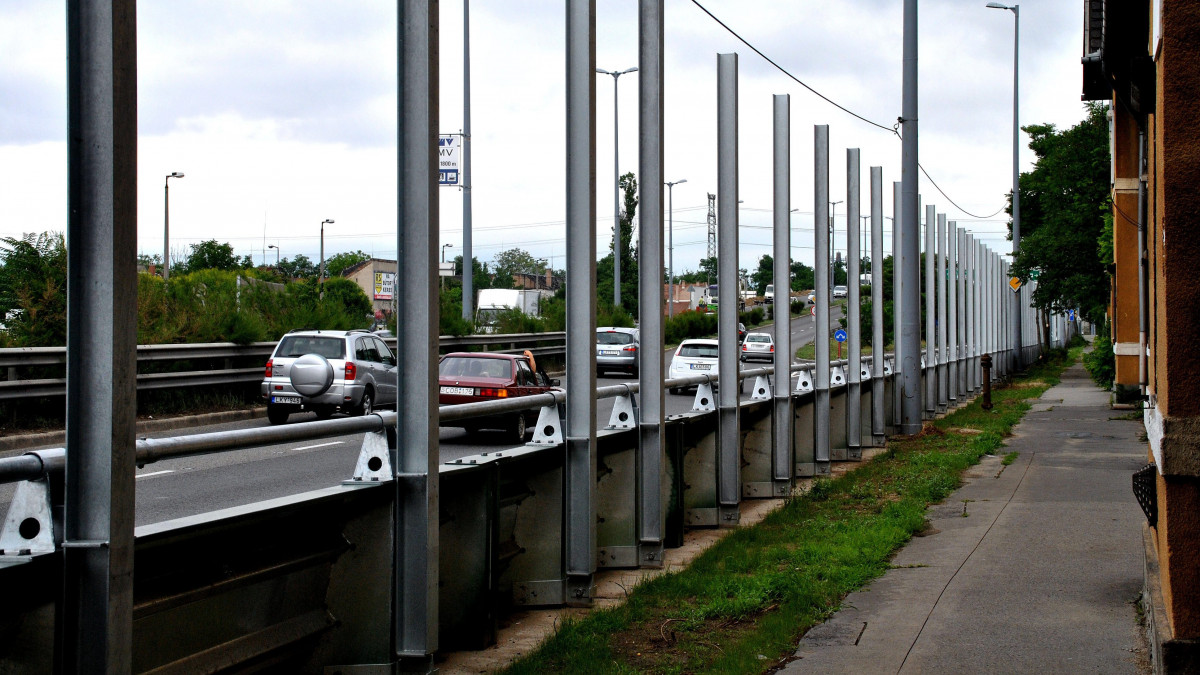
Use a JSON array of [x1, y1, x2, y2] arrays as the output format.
[[1, 308, 843, 527]]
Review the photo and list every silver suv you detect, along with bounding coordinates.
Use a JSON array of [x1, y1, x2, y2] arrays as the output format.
[[261, 329, 397, 425]]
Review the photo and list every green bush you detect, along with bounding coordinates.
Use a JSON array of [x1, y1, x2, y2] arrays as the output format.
[[739, 307, 764, 327], [1083, 322, 1115, 390], [665, 309, 718, 345]]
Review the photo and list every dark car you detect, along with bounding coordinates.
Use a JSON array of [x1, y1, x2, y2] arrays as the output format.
[[438, 352, 557, 442]]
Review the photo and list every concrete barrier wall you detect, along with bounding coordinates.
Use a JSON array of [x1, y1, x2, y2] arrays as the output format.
[[0, 369, 992, 672]]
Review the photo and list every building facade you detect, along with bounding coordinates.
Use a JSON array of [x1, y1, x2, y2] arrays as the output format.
[[1083, 2, 1200, 671], [342, 258, 397, 319]]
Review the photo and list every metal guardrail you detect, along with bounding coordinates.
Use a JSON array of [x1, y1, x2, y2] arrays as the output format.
[[0, 359, 839, 486], [0, 332, 567, 401]]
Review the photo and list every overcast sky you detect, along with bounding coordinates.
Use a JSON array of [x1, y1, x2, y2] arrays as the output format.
[[0, 0, 1089, 276]]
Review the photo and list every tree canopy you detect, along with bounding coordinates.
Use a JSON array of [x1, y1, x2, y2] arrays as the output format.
[[324, 250, 371, 277], [176, 239, 247, 275], [596, 171, 639, 311], [0, 232, 67, 346], [1010, 102, 1111, 322]]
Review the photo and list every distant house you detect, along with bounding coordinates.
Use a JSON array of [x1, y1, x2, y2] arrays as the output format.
[[342, 258, 397, 318], [512, 270, 561, 291]]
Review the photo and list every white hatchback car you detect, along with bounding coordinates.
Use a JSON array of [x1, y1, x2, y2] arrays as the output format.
[[668, 339, 743, 394], [740, 332, 775, 363]]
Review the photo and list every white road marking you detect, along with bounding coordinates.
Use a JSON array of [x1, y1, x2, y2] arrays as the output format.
[[136, 470, 174, 479], [292, 440, 345, 452]]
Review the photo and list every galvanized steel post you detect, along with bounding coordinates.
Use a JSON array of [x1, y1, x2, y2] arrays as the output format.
[[969, 239, 979, 391], [772, 94, 795, 491], [958, 229, 969, 399], [899, 0, 923, 434], [924, 204, 936, 419], [846, 149, 862, 459], [394, 0, 441, 666], [717, 53, 741, 524], [814, 125, 832, 473], [636, 0, 666, 566], [947, 221, 959, 408], [564, 0, 598, 603], [964, 233, 975, 394], [63, 2, 138, 670], [936, 213, 948, 415], [892, 181, 903, 430], [870, 167, 886, 445]]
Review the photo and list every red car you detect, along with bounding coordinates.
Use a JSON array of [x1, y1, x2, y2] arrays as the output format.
[[438, 352, 557, 442]]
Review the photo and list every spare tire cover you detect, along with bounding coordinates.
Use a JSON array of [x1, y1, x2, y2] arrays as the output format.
[[290, 353, 335, 397]]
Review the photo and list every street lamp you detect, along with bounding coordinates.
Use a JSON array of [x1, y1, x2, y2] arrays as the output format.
[[829, 200, 843, 291], [319, 218, 335, 298], [267, 244, 280, 267], [163, 172, 184, 280], [597, 65, 638, 307], [665, 178, 687, 318], [987, 1, 1022, 368]]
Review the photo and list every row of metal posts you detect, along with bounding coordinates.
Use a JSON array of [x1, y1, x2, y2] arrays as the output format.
[[56, 1, 1047, 669]]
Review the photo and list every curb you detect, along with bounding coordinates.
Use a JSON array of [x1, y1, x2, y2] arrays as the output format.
[[0, 407, 267, 453]]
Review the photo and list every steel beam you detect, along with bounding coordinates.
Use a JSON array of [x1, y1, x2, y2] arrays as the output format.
[[957, 228, 968, 399], [771, 94, 794, 492], [62, 2, 138, 670], [936, 213, 948, 414], [394, 0, 440, 667], [924, 204, 936, 419], [899, 0, 922, 433], [892, 181, 903, 430], [813, 125, 832, 473], [846, 149, 862, 459], [947, 221, 959, 407], [870, 167, 885, 445], [717, 53, 740, 525], [564, 0, 598, 603], [636, 0, 665, 566]]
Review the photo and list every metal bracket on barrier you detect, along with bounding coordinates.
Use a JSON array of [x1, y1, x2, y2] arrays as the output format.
[[920, 356, 926, 369], [750, 375, 772, 401], [860, 364, 871, 380], [831, 365, 846, 386], [884, 357, 894, 375], [692, 380, 716, 411], [795, 370, 813, 393], [606, 390, 637, 429], [344, 427, 394, 485], [528, 403, 565, 446], [0, 478, 55, 556]]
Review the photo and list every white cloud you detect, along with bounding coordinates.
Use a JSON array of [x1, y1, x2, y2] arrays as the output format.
[[0, 0, 1090, 276]]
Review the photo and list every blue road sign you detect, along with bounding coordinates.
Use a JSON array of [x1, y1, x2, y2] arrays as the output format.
[[834, 328, 848, 342], [1068, 309, 1076, 321]]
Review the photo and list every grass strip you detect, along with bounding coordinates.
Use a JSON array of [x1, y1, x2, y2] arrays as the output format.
[[503, 345, 1082, 675]]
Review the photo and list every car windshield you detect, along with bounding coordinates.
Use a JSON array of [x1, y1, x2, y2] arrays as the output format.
[[678, 343, 718, 358], [276, 335, 346, 359], [747, 335, 771, 343], [597, 331, 635, 345], [439, 356, 512, 379]]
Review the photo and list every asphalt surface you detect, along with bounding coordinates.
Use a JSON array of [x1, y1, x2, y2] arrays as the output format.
[[787, 361, 1147, 674], [0, 309, 841, 527]]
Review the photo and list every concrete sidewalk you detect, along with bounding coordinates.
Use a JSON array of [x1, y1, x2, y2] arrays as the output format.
[[785, 362, 1149, 674]]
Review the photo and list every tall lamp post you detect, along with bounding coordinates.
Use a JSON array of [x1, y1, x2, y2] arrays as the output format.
[[987, 1, 1021, 368], [267, 244, 280, 267], [665, 178, 687, 318], [597, 65, 638, 307], [318, 218, 334, 299], [829, 200, 843, 292], [163, 171, 184, 280]]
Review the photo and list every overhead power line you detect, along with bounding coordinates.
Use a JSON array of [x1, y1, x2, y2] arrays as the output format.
[[690, 0, 1009, 221]]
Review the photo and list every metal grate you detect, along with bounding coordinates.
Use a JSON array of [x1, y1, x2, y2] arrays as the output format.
[[1132, 464, 1158, 527]]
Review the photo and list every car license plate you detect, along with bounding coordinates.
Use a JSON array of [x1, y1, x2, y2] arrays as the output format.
[[689, 363, 711, 371], [271, 395, 301, 405], [600, 350, 619, 356], [440, 386, 475, 396]]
